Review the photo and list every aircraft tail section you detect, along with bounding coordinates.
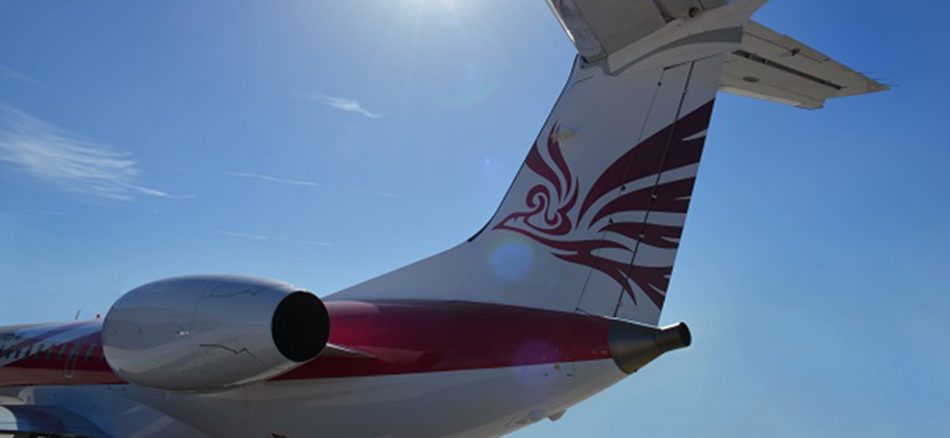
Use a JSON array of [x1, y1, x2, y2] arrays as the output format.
[[330, 0, 884, 325]]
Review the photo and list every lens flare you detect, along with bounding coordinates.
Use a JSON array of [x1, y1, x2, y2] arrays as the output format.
[[487, 236, 534, 283]]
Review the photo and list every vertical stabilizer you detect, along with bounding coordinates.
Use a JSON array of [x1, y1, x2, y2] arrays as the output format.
[[330, 0, 882, 325], [330, 1, 765, 325]]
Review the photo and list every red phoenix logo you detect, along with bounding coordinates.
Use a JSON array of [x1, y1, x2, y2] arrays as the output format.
[[494, 101, 715, 308]]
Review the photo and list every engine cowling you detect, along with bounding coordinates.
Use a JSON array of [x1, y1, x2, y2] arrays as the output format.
[[102, 275, 329, 392]]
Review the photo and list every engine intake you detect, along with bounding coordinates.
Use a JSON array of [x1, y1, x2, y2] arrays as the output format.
[[102, 275, 329, 392]]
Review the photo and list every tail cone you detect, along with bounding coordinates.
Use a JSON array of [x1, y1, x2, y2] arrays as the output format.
[[608, 320, 691, 374]]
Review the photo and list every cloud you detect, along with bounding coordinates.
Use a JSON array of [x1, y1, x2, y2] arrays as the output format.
[[228, 171, 319, 187], [216, 230, 271, 241], [0, 104, 181, 200], [216, 229, 331, 247], [317, 95, 382, 118], [0, 66, 40, 86], [349, 187, 397, 198]]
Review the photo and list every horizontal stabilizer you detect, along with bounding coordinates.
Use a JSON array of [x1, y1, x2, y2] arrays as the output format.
[[720, 20, 889, 109]]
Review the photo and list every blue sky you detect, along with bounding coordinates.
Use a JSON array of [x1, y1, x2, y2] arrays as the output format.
[[1, 0, 948, 436]]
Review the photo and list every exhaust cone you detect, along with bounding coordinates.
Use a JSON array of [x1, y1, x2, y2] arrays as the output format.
[[608, 320, 691, 374]]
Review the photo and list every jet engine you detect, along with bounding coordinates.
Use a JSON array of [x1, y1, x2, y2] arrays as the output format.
[[102, 275, 329, 392]]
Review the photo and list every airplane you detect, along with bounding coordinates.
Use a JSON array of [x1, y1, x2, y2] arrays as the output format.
[[0, 1, 886, 437]]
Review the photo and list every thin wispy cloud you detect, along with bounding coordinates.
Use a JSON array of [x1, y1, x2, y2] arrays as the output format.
[[349, 187, 397, 198], [228, 172, 319, 187], [216, 230, 271, 241], [317, 95, 382, 119], [0, 65, 40, 86], [216, 229, 331, 247], [0, 104, 182, 200]]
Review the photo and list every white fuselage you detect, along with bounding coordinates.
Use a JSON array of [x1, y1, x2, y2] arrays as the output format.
[[12, 360, 624, 437], [1, 300, 640, 437]]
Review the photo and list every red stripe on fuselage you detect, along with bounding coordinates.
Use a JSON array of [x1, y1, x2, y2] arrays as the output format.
[[0, 301, 614, 388], [0, 323, 121, 387], [277, 300, 613, 380], [0, 321, 90, 357]]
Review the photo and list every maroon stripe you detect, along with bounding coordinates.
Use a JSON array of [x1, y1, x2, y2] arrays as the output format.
[[525, 141, 560, 197], [0, 330, 120, 387], [277, 300, 613, 380], [2, 301, 615, 387], [660, 101, 714, 173]]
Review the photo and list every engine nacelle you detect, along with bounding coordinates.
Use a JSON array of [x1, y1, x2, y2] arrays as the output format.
[[102, 275, 329, 392]]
